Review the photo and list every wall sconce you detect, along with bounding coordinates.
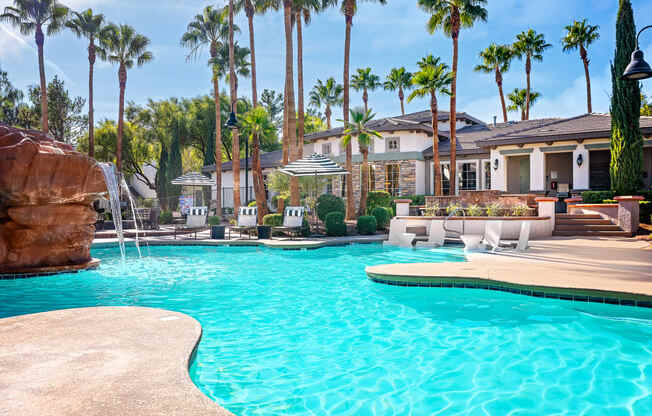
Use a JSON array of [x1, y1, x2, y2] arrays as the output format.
[[493, 158, 499, 170], [576, 153, 584, 167]]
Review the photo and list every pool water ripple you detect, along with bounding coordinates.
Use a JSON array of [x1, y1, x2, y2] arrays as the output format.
[[1, 244, 651, 415]]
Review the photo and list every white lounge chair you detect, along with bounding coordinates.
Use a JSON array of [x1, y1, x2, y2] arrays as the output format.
[[483, 220, 503, 252], [272, 206, 305, 240], [230, 206, 258, 239], [384, 220, 416, 247], [515, 220, 531, 252], [415, 220, 445, 248], [174, 206, 208, 240]]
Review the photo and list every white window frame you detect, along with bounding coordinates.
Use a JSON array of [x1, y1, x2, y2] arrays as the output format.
[[481, 159, 491, 190], [456, 160, 479, 193], [386, 136, 400, 153], [322, 142, 332, 155]]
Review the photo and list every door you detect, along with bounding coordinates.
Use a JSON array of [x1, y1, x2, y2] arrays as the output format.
[[519, 157, 530, 193]]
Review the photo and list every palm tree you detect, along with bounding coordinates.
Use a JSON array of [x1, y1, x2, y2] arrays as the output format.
[[227, 0, 243, 211], [562, 19, 599, 114], [340, 108, 381, 216], [211, 42, 251, 86], [181, 5, 230, 215], [65, 8, 105, 158], [408, 56, 453, 196], [1, 0, 69, 133], [241, 106, 274, 222], [309, 78, 342, 129], [417, 0, 488, 195], [340, 0, 387, 220], [507, 88, 540, 121], [101, 24, 152, 173], [281, 0, 300, 205], [513, 29, 551, 120], [384, 67, 413, 115], [351, 67, 381, 112], [474, 43, 513, 122]]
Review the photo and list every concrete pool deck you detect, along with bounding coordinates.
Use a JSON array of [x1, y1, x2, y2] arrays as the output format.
[[366, 237, 652, 303], [0, 307, 232, 416]]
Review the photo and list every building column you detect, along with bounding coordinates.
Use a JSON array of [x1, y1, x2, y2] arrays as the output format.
[[530, 148, 545, 192], [535, 197, 558, 237], [614, 196, 644, 236], [489, 148, 506, 192], [573, 144, 589, 191]]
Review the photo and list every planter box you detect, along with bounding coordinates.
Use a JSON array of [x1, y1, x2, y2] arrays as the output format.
[[210, 225, 226, 240]]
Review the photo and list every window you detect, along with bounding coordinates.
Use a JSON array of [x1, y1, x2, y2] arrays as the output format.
[[441, 163, 450, 195], [340, 176, 346, 198], [368, 138, 375, 154], [322, 143, 331, 155], [326, 178, 333, 194], [385, 163, 400, 196], [459, 162, 478, 191], [386, 136, 400, 152], [360, 164, 376, 191], [483, 161, 491, 190]]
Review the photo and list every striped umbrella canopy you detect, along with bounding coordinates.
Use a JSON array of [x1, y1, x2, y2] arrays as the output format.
[[170, 172, 213, 186], [278, 153, 349, 177]]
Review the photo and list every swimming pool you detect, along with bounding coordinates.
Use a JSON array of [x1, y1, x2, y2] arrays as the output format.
[[1, 244, 651, 415]]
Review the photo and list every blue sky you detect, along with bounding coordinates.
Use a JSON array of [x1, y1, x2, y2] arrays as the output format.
[[2, 0, 652, 126]]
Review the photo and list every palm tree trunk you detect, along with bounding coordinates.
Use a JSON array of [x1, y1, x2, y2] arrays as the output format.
[[252, 132, 267, 223], [247, 9, 258, 107], [229, 0, 241, 212], [296, 12, 305, 159], [343, 1, 354, 220], [117, 64, 127, 173], [399, 87, 405, 115], [581, 46, 592, 113], [525, 55, 531, 120], [449, 32, 459, 195], [496, 68, 507, 122], [88, 38, 95, 157], [35, 25, 48, 133], [212, 62, 222, 216], [363, 88, 368, 113], [283, 0, 299, 206], [325, 104, 332, 129], [431, 92, 441, 196], [358, 148, 369, 216], [282, 88, 289, 164]]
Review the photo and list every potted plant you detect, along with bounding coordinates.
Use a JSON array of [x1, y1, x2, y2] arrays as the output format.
[[208, 216, 224, 239]]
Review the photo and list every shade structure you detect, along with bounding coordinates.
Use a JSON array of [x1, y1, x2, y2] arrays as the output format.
[[278, 154, 349, 177], [170, 172, 213, 186]]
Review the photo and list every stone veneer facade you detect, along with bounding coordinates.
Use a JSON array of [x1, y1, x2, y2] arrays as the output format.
[[332, 160, 417, 205]]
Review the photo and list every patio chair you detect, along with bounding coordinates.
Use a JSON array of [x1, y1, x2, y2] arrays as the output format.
[[384, 220, 416, 247], [174, 207, 208, 240], [229, 206, 258, 240], [272, 206, 305, 240], [483, 220, 503, 252], [415, 220, 445, 248]]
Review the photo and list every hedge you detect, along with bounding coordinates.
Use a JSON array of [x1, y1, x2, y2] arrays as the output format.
[[581, 191, 615, 203], [159, 211, 173, 224], [366, 191, 393, 214], [357, 215, 377, 235], [325, 212, 346, 236], [316, 194, 345, 222], [263, 213, 283, 227], [371, 206, 391, 229]]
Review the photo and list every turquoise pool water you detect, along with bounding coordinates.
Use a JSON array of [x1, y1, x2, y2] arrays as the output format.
[[1, 244, 652, 415]]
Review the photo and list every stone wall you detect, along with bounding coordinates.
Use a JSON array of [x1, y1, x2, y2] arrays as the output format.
[[332, 160, 417, 205], [425, 191, 537, 208]]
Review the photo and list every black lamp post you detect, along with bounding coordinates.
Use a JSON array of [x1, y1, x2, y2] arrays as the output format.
[[622, 25, 652, 81], [226, 103, 249, 205]]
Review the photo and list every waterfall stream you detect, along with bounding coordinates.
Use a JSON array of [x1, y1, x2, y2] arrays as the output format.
[[121, 177, 142, 258], [99, 163, 126, 262]]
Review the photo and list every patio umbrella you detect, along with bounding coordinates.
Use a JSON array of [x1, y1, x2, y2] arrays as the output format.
[[171, 172, 213, 208]]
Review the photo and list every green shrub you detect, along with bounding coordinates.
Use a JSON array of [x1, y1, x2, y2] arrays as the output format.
[[371, 206, 391, 229], [582, 190, 615, 204], [366, 191, 393, 214], [446, 203, 462, 215], [248, 200, 257, 207], [316, 194, 345, 222], [465, 204, 483, 216], [406, 195, 426, 205], [300, 217, 310, 237], [424, 202, 440, 216], [640, 200, 651, 225], [485, 202, 503, 217], [357, 215, 377, 235], [159, 211, 173, 224], [263, 213, 283, 227], [510, 204, 531, 217], [325, 211, 346, 236], [207, 216, 221, 226]]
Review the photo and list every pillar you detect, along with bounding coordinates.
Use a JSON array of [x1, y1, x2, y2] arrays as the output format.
[[614, 196, 644, 236], [394, 199, 411, 217], [489, 148, 506, 192], [573, 145, 589, 191], [530, 148, 545, 192], [535, 197, 558, 237]]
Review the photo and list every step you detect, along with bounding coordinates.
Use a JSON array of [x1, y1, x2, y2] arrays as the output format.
[[556, 218, 614, 225], [553, 230, 631, 237], [555, 224, 623, 232], [556, 214, 603, 220]]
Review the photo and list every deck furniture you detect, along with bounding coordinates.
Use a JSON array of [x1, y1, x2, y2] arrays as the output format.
[[174, 207, 208, 240], [272, 207, 305, 240], [384, 220, 416, 247], [229, 207, 258, 240], [415, 220, 445, 248]]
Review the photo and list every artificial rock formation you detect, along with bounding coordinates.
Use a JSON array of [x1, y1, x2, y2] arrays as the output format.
[[0, 125, 107, 273]]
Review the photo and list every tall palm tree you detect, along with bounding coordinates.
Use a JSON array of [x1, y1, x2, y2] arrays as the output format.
[[282, 0, 300, 205], [211, 42, 251, 85], [507, 88, 540, 121], [1, 0, 69, 133], [241, 106, 274, 222], [340, 0, 387, 220], [513, 29, 551, 120], [562, 19, 599, 114], [65, 8, 105, 158], [384, 67, 413, 115], [227, 0, 242, 211], [351, 67, 381, 112], [181, 5, 231, 215], [408, 55, 453, 196], [474, 43, 513, 122], [309, 77, 343, 129], [340, 108, 381, 216], [417, 0, 488, 195]]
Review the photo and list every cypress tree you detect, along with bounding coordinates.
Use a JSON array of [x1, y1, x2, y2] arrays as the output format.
[[610, 0, 643, 195], [156, 146, 169, 210], [167, 117, 183, 210]]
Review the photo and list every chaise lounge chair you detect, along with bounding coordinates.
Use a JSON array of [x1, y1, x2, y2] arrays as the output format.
[[384, 220, 416, 247], [415, 220, 445, 248], [229, 206, 258, 239], [483, 220, 531, 252], [174, 207, 208, 240], [272, 206, 305, 240]]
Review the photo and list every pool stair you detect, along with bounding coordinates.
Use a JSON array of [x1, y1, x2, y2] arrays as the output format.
[[553, 214, 629, 237]]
